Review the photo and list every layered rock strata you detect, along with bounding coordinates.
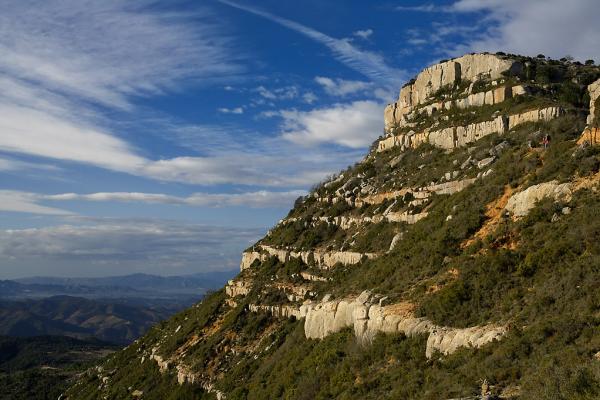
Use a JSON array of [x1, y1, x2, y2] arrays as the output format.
[[225, 279, 252, 297], [388, 84, 530, 131], [240, 245, 378, 271], [250, 291, 506, 359], [385, 54, 523, 132], [378, 107, 563, 153]]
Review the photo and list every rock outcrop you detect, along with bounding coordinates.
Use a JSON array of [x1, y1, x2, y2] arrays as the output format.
[[251, 291, 506, 359], [385, 54, 523, 132], [578, 127, 600, 146], [240, 245, 378, 271], [378, 106, 563, 153], [225, 279, 252, 297], [505, 180, 572, 217], [587, 78, 600, 126], [507, 106, 564, 130], [240, 251, 261, 271]]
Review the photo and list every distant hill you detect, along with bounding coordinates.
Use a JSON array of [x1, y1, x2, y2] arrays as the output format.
[[0, 296, 175, 344], [15, 270, 236, 292], [0, 335, 116, 400], [6, 270, 236, 300]]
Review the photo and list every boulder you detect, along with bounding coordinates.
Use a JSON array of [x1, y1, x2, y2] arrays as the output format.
[[505, 180, 572, 217]]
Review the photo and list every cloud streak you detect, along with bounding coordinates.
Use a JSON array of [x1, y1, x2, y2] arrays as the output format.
[[44, 190, 307, 208], [315, 76, 372, 97], [0, 191, 74, 216], [0, 0, 241, 109], [0, 189, 308, 215], [217, 0, 406, 85]]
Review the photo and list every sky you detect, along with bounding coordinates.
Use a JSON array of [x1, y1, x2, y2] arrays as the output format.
[[1, 0, 599, 278]]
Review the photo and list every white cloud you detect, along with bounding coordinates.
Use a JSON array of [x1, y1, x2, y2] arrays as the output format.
[[218, 107, 244, 114], [141, 155, 335, 187], [395, 4, 452, 13], [0, 220, 265, 276], [450, 0, 600, 62], [141, 120, 366, 187], [0, 191, 73, 215], [0, 1, 379, 190], [315, 76, 372, 96], [353, 29, 373, 40], [0, 189, 307, 215], [302, 92, 318, 104], [0, 1, 240, 110], [0, 156, 60, 173], [43, 190, 307, 208], [0, 104, 146, 172], [218, 0, 406, 85], [280, 101, 383, 148], [255, 85, 299, 101]]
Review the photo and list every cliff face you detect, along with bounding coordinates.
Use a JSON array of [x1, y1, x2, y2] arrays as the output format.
[[588, 78, 600, 125], [384, 54, 524, 134], [66, 54, 600, 400]]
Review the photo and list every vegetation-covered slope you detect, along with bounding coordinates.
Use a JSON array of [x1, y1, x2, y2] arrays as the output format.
[[0, 335, 115, 400], [65, 53, 600, 400]]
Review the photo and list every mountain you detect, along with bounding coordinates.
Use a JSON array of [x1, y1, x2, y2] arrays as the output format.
[[0, 335, 116, 400], [4, 270, 236, 300], [0, 296, 176, 344], [64, 53, 600, 399]]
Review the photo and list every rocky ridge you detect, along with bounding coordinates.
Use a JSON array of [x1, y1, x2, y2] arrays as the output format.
[[65, 54, 600, 400]]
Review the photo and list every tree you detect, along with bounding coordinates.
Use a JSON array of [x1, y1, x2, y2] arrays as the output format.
[[585, 59, 595, 66]]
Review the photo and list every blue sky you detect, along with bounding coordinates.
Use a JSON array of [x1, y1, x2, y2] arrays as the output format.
[[1, 0, 598, 278]]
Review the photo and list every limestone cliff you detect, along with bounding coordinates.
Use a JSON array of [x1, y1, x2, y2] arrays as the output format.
[[65, 53, 600, 400]]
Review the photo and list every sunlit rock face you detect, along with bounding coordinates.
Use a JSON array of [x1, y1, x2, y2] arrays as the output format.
[[384, 54, 523, 133]]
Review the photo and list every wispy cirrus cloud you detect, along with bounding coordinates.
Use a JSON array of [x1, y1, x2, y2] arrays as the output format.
[[450, 0, 600, 61], [395, 4, 454, 13], [217, 0, 406, 86], [44, 190, 307, 208], [0, 1, 381, 190], [353, 29, 373, 40], [218, 107, 244, 114], [315, 76, 372, 97], [0, 0, 241, 110], [0, 191, 74, 216], [0, 189, 307, 215]]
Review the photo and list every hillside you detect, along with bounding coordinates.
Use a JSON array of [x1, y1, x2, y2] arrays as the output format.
[[64, 53, 600, 400], [0, 335, 115, 400], [0, 296, 175, 345]]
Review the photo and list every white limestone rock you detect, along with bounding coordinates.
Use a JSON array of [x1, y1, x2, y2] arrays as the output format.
[[587, 78, 600, 125], [505, 180, 572, 217]]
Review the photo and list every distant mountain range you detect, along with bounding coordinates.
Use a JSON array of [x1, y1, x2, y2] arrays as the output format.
[[0, 270, 237, 301], [0, 270, 237, 345], [0, 295, 173, 344]]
